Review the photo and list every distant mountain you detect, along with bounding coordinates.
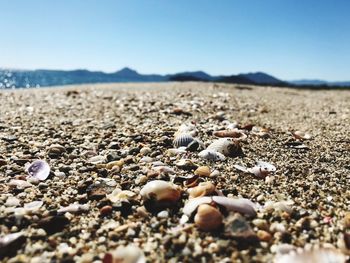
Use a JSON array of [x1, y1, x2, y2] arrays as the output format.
[[239, 72, 285, 85], [290, 79, 350, 87], [1, 67, 349, 89]]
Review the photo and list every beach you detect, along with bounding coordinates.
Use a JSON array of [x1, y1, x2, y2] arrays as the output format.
[[0, 82, 349, 262]]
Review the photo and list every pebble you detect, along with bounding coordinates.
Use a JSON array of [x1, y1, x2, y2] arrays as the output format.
[[100, 205, 113, 216], [257, 230, 272, 242], [5, 196, 20, 207]]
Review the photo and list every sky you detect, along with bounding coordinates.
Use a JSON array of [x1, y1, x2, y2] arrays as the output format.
[[0, 0, 349, 81]]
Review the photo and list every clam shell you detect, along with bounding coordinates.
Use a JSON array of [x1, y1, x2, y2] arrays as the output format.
[[248, 161, 276, 177], [207, 138, 242, 156], [274, 247, 346, 263], [140, 180, 181, 203], [292, 130, 312, 140], [24, 201, 44, 213], [173, 133, 195, 148], [198, 150, 226, 161], [194, 204, 223, 231], [212, 196, 257, 217], [26, 160, 50, 181]]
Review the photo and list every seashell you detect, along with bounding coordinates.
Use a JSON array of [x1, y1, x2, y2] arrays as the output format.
[[183, 196, 213, 216], [26, 160, 50, 181], [57, 203, 90, 214], [176, 123, 197, 136], [103, 245, 146, 263], [173, 133, 195, 148], [194, 204, 223, 231], [152, 165, 175, 175], [175, 159, 198, 170], [274, 247, 347, 263], [264, 200, 294, 214], [24, 201, 44, 213], [248, 161, 276, 178], [194, 166, 211, 177], [7, 179, 32, 189], [5, 196, 20, 207], [107, 188, 137, 203], [212, 196, 257, 217], [47, 144, 66, 157], [198, 150, 226, 161], [292, 130, 312, 140], [251, 126, 270, 138], [213, 129, 247, 141], [140, 180, 181, 204], [207, 138, 242, 156], [188, 182, 216, 198], [183, 175, 200, 188]]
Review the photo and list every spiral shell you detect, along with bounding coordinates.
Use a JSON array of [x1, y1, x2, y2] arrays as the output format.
[[173, 133, 195, 148], [140, 180, 181, 204], [194, 204, 223, 231], [207, 138, 242, 157]]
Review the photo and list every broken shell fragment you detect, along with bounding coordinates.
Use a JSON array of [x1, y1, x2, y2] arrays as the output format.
[[207, 138, 242, 157], [249, 161, 276, 178], [213, 130, 247, 141], [107, 188, 137, 203], [26, 160, 50, 181], [103, 245, 146, 263], [198, 150, 226, 161], [140, 180, 181, 204], [274, 247, 346, 263], [57, 203, 90, 214], [188, 182, 216, 198], [292, 130, 312, 140], [194, 204, 223, 231], [24, 201, 44, 213], [212, 196, 257, 217], [194, 166, 211, 177], [183, 196, 213, 216]]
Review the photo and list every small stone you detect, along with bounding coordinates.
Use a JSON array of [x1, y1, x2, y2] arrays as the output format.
[[5, 196, 20, 207], [38, 216, 70, 235], [100, 205, 113, 216], [343, 213, 350, 229], [257, 230, 272, 242], [47, 144, 66, 158], [140, 147, 152, 156], [0, 159, 7, 166], [252, 219, 269, 231], [224, 213, 258, 245], [157, 210, 169, 218], [194, 166, 211, 177]]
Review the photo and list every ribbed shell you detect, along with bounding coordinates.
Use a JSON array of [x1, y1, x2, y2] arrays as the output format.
[[173, 133, 195, 148]]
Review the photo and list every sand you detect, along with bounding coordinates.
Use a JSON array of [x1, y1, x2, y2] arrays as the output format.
[[0, 82, 349, 262]]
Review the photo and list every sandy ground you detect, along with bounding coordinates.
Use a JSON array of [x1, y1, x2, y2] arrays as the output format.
[[0, 82, 349, 262]]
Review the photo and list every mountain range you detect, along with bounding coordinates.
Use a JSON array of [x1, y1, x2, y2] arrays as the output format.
[[0, 67, 348, 88]]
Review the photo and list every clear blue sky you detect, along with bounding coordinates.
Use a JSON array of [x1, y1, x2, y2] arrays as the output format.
[[0, 0, 349, 81]]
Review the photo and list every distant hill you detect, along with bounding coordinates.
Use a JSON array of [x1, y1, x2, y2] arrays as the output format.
[[0, 67, 349, 89], [290, 79, 350, 87], [239, 72, 285, 85]]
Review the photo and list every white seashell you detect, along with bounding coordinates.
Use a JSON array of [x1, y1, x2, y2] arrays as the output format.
[[198, 150, 226, 161], [166, 148, 187, 156], [24, 201, 43, 213], [107, 188, 137, 203], [248, 161, 276, 178], [183, 196, 213, 216], [104, 245, 146, 263], [57, 203, 90, 214], [292, 130, 312, 140], [207, 138, 241, 156], [0, 232, 24, 247], [26, 160, 50, 181], [274, 247, 346, 263], [212, 196, 257, 217], [177, 123, 197, 136], [233, 164, 249, 173], [8, 179, 32, 189], [264, 200, 294, 214], [140, 180, 181, 203], [173, 133, 195, 148], [152, 165, 175, 175]]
